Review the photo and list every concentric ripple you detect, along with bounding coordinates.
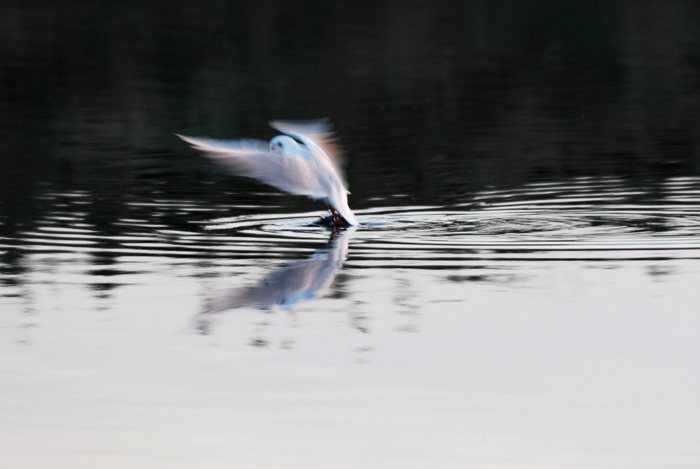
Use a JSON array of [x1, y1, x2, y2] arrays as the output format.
[[3, 177, 700, 273], [199, 177, 700, 263]]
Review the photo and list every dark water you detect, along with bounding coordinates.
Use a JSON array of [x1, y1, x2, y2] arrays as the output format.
[[1, 2, 700, 468]]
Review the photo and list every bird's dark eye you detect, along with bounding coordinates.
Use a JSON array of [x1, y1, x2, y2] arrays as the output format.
[[278, 143, 283, 148]]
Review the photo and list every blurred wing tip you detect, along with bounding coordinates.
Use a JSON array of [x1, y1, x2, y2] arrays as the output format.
[[176, 134, 270, 155], [176, 133, 205, 145]]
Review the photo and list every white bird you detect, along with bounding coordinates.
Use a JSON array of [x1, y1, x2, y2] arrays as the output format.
[[177, 120, 358, 226]]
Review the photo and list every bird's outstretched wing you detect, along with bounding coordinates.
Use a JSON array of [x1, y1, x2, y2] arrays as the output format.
[[176, 134, 269, 154], [269, 119, 347, 182], [176, 134, 326, 198]]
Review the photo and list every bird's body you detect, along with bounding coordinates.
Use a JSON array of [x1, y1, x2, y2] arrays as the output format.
[[177, 120, 358, 226]]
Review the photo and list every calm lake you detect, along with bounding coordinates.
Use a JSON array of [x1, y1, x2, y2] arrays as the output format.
[[1, 1, 699, 468]]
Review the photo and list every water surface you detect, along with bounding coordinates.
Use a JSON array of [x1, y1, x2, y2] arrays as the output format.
[[1, 2, 700, 468]]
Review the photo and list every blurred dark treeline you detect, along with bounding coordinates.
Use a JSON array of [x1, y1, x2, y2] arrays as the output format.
[[2, 0, 700, 218]]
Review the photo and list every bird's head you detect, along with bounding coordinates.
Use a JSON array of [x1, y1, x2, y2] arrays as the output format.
[[269, 135, 300, 154]]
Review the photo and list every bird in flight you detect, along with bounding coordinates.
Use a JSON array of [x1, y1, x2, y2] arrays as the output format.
[[177, 120, 358, 226]]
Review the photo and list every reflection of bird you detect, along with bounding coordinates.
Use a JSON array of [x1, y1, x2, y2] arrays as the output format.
[[204, 226, 356, 314], [177, 120, 358, 226]]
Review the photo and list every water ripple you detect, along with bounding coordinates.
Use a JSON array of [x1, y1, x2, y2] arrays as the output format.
[[6, 178, 700, 266]]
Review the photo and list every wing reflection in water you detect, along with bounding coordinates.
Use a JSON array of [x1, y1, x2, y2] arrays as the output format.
[[201, 226, 356, 323]]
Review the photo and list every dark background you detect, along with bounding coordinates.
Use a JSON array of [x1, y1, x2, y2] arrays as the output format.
[[2, 1, 700, 226]]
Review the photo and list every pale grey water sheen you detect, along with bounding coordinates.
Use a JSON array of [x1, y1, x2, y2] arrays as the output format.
[[2, 178, 700, 468]]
